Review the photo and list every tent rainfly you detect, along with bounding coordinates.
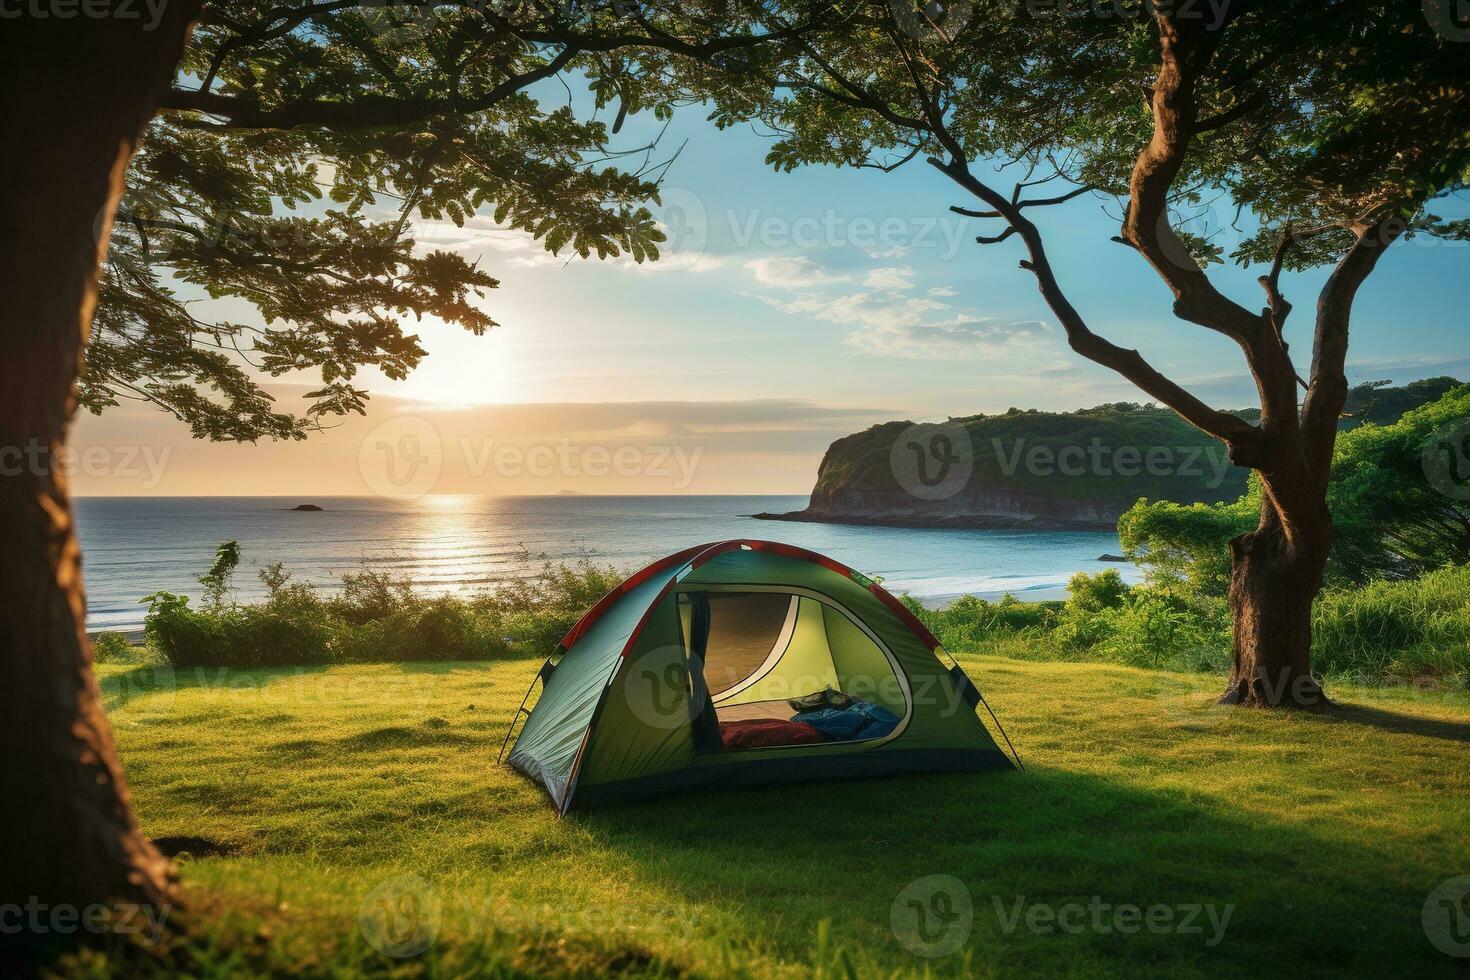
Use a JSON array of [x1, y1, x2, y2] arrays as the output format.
[[501, 540, 1018, 812]]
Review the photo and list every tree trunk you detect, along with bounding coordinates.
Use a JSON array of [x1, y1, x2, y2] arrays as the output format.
[[1222, 496, 1330, 708], [0, 3, 200, 956]]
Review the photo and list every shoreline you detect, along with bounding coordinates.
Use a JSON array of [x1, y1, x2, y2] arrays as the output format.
[[749, 509, 1117, 533]]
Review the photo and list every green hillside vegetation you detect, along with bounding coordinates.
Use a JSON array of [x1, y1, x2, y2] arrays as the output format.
[[902, 564, 1470, 684], [1122, 382, 1470, 592], [813, 403, 1248, 508], [806, 379, 1460, 516], [1340, 376, 1463, 429]]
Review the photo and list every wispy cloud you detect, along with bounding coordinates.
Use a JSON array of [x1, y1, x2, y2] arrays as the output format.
[[863, 266, 916, 291], [848, 316, 1049, 359], [408, 213, 720, 275], [744, 255, 851, 288], [619, 252, 723, 274]]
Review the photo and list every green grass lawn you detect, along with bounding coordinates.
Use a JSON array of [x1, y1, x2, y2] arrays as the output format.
[[83, 652, 1470, 978]]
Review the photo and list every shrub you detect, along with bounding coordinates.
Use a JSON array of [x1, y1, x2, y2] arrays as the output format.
[[141, 591, 229, 667], [1089, 592, 1227, 671], [1064, 569, 1129, 614], [328, 567, 415, 626], [903, 592, 1057, 652], [1311, 564, 1470, 679], [142, 546, 618, 668], [91, 632, 134, 663]]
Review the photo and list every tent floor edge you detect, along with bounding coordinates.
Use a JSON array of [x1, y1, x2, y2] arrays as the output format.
[[566, 747, 1014, 810]]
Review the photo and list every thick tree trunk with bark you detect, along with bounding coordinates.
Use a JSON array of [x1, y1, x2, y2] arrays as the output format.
[[916, 7, 1407, 710], [0, 3, 200, 955], [1223, 499, 1330, 708]]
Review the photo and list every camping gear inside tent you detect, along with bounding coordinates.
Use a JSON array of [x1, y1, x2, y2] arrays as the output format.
[[500, 540, 1018, 812]]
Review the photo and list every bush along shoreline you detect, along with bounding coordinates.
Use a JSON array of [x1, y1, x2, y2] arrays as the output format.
[[121, 541, 1470, 692], [900, 565, 1470, 687], [137, 542, 621, 669]]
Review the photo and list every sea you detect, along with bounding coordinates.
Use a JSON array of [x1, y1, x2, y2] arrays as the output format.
[[73, 495, 1138, 633]]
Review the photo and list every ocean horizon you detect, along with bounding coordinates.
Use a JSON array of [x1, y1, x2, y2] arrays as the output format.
[[73, 494, 1137, 632]]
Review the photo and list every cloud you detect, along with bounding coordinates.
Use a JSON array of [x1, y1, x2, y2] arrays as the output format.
[[409, 215, 538, 257], [848, 316, 1049, 359], [866, 245, 911, 259], [1032, 361, 1078, 379], [927, 285, 958, 298], [407, 214, 720, 275], [758, 278, 1048, 360], [758, 290, 939, 331], [863, 266, 916, 291], [744, 256, 851, 288], [619, 252, 723, 274], [507, 252, 562, 268]]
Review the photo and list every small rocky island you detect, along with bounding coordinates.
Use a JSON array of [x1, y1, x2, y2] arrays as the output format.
[[291, 503, 324, 511]]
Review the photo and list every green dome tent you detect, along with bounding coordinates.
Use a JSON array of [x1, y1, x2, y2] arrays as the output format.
[[500, 540, 1018, 813]]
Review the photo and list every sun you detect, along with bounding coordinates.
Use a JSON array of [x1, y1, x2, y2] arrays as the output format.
[[378, 316, 517, 406]]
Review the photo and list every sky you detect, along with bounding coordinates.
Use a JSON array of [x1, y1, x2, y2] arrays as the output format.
[[72, 94, 1470, 496]]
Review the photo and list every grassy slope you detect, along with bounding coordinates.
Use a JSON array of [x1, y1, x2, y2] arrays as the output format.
[[90, 654, 1470, 978]]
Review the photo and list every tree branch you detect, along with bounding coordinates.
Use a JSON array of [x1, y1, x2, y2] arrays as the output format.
[[1119, 12, 1264, 347], [1300, 216, 1406, 481], [161, 46, 582, 129], [165, 14, 827, 131], [1195, 88, 1269, 131], [929, 156, 1262, 465]]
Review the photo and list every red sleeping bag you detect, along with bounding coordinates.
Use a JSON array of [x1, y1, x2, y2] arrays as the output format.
[[719, 718, 825, 750]]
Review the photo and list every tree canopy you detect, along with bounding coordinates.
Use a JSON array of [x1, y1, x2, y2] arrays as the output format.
[[690, 1, 1469, 447], [675, 0, 1470, 701], [85, 1, 827, 440]]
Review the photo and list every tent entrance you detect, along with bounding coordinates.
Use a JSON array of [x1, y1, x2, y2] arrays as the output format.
[[676, 585, 912, 752]]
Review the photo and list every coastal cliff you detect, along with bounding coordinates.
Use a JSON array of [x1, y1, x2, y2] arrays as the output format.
[[758, 379, 1460, 531]]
